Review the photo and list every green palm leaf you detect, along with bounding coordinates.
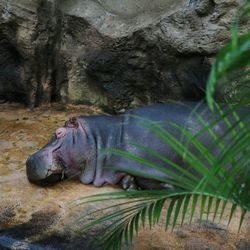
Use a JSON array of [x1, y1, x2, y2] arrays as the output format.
[[71, 2, 250, 249], [206, 0, 250, 109]]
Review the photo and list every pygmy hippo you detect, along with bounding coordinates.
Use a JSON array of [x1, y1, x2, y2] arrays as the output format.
[[26, 102, 247, 190]]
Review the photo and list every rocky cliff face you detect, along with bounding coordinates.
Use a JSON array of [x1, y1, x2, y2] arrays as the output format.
[[0, 0, 248, 112]]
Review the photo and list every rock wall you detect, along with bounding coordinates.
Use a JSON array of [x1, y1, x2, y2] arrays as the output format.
[[0, 0, 248, 112]]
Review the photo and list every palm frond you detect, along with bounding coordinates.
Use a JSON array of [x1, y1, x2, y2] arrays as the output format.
[[71, 189, 248, 250], [71, 2, 250, 249], [70, 104, 250, 250], [206, 0, 250, 109]]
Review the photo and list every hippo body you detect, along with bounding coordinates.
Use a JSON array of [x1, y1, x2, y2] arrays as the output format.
[[26, 102, 247, 189]]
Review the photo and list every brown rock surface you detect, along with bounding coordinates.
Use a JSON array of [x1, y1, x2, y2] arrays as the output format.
[[0, 103, 249, 249]]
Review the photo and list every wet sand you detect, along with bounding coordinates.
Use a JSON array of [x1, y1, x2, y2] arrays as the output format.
[[0, 103, 249, 249]]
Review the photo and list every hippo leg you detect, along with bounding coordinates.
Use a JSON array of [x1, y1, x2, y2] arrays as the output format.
[[121, 175, 139, 191], [135, 177, 175, 190]]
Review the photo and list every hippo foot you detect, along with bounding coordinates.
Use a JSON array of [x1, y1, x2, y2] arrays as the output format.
[[160, 183, 175, 190], [121, 175, 140, 191]]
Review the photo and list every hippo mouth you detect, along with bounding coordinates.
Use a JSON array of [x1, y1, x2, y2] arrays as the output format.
[[38, 155, 68, 184], [26, 131, 81, 185], [28, 164, 66, 186], [41, 173, 65, 185], [26, 148, 67, 185]]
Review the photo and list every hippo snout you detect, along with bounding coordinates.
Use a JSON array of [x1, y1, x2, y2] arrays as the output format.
[[26, 153, 49, 182], [26, 148, 65, 184]]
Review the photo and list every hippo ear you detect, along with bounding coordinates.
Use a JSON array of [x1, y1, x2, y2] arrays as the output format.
[[65, 117, 79, 128], [65, 117, 88, 135]]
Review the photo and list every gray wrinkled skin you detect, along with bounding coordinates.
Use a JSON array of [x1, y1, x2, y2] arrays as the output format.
[[26, 102, 248, 189]]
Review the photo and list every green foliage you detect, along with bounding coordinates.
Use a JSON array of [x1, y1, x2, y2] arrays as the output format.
[[71, 2, 250, 249], [206, 0, 250, 109]]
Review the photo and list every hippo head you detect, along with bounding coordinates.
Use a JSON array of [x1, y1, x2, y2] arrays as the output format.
[[26, 117, 89, 184]]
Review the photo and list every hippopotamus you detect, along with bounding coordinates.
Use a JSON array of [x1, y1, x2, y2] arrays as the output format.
[[26, 102, 247, 190]]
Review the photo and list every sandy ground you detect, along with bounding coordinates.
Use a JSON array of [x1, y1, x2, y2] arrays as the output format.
[[0, 103, 249, 250]]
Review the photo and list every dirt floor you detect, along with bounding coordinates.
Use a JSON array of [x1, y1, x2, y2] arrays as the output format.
[[0, 103, 249, 250]]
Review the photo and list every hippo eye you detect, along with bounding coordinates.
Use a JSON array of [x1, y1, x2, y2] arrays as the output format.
[[57, 131, 63, 137], [56, 127, 67, 139]]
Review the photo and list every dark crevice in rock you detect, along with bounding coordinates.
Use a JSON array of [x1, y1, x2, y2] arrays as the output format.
[[195, 0, 215, 17]]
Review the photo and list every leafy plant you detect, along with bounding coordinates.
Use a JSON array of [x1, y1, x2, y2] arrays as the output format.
[[71, 1, 250, 249], [207, 0, 250, 109]]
